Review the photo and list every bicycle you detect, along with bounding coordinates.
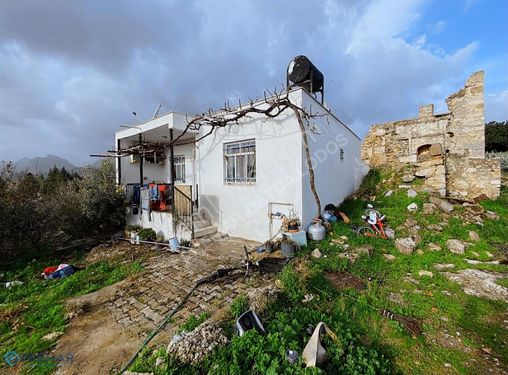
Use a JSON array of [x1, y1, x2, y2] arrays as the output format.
[[356, 204, 387, 239]]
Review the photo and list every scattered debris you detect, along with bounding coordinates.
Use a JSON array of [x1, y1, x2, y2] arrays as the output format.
[[485, 211, 499, 220], [155, 357, 165, 368], [325, 271, 365, 291], [383, 254, 396, 261], [430, 196, 454, 213], [302, 322, 340, 368], [395, 237, 416, 254], [384, 190, 393, 197], [286, 349, 299, 364], [236, 310, 266, 336], [302, 294, 314, 303], [380, 309, 422, 337], [427, 224, 443, 232], [338, 211, 350, 224], [446, 239, 465, 255], [443, 269, 508, 302], [167, 321, 228, 364]]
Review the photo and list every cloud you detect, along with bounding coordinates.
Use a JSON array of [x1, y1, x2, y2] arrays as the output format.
[[0, 0, 501, 164], [485, 90, 508, 122]]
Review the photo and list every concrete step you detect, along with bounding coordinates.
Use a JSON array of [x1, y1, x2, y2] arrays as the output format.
[[193, 218, 211, 229], [194, 225, 217, 238]]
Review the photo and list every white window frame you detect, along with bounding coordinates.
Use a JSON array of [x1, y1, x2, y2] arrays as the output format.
[[174, 154, 185, 183], [224, 139, 256, 184]]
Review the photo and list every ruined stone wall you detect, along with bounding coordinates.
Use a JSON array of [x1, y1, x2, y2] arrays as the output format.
[[361, 71, 501, 200]]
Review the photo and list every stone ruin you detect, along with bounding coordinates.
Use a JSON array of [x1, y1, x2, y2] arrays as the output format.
[[361, 71, 501, 200]]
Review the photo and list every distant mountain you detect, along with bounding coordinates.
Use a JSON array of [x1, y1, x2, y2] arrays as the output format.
[[13, 154, 79, 176]]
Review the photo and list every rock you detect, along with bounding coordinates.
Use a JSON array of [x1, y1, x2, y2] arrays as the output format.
[[402, 174, 415, 183], [42, 331, 64, 341], [167, 322, 228, 364], [418, 270, 434, 278], [427, 224, 443, 232], [465, 259, 499, 265], [442, 269, 508, 302], [4, 281, 23, 288], [415, 167, 436, 177], [427, 243, 441, 251], [468, 231, 480, 242], [384, 228, 395, 239], [416, 249, 424, 255], [446, 239, 465, 255], [247, 286, 278, 313], [485, 251, 494, 258], [407, 203, 418, 212], [311, 248, 322, 259], [434, 263, 455, 270], [407, 189, 418, 198], [339, 235, 348, 240], [429, 144, 443, 156], [155, 357, 165, 368], [485, 211, 499, 220], [124, 372, 154, 375], [395, 237, 416, 254], [423, 203, 436, 214], [398, 184, 411, 189], [383, 254, 396, 261], [384, 190, 393, 197], [429, 196, 454, 213]]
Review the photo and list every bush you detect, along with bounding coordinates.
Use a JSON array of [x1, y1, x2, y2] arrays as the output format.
[[0, 160, 125, 264], [138, 228, 156, 242]]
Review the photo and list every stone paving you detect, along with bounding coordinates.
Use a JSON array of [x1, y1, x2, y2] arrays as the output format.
[[104, 248, 256, 334]]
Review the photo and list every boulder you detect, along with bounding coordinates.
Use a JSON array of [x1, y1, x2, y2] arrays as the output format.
[[446, 239, 465, 255], [395, 237, 416, 254], [418, 270, 434, 278], [402, 174, 415, 183], [384, 228, 395, 239], [407, 189, 418, 198], [407, 203, 418, 212], [468, 231, 480, 242], [311, 248, 322, 259], [429, 196, 454, 213], [423, 203, 436, 214]]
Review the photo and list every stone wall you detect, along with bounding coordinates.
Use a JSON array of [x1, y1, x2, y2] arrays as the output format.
[[361, 71, 501, 200]]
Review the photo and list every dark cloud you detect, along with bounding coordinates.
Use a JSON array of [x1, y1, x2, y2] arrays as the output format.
[[0, 0, 506, 164]]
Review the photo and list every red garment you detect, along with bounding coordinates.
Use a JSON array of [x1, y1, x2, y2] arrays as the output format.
[[158, 185, 167, 211], [43, 266, 58, 275]]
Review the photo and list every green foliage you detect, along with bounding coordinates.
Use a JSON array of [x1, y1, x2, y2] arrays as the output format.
[[279, 265, 306, 303], [138, 228, 156, 242], [0, 160, 125, 264], [355, 169, 382, 198], [485, 121, 508, 152], [229, 295, 249, 318], [180, 312, 210, 333]]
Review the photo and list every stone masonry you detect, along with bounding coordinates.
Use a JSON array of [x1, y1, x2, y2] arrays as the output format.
[[361, 71, 501, 200]]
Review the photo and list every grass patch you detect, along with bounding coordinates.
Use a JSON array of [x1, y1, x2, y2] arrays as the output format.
[[0, 259, 143, 374]]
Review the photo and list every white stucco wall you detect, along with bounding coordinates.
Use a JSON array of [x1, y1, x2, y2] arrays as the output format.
[[300, 93, 366, 229], [197, 91, 304, 242], [126, 208, 192, 241]]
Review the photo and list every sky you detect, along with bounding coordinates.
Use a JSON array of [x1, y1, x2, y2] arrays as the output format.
[[0, 0, 507, 165]]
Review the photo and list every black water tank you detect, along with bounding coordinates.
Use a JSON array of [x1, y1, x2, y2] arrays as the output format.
[[287, 55, 324, 93]]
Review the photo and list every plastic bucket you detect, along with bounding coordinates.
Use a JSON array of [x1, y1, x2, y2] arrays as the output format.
[[281, 241, 296, 258], [168, 237, 180, 251]]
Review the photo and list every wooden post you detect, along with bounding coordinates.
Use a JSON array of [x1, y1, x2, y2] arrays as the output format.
[[139, 133, 143, 184], [117, 138, 122, 186]]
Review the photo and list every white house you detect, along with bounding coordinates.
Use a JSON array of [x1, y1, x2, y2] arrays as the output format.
[[114, 88, 364, 243]]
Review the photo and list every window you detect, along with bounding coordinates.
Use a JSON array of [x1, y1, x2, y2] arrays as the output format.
[[224, 139, 256, 184], [174, 155, 185, 183]]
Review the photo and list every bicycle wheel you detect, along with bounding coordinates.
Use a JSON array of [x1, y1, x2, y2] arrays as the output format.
[[357, 226, 375, 236], [365, 209, 381, 218]]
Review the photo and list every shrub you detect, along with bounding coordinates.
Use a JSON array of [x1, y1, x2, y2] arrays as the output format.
[[138, 228, 156, 242]]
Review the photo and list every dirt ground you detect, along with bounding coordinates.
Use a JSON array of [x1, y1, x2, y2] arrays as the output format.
[[53, 237, 263, 375]]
